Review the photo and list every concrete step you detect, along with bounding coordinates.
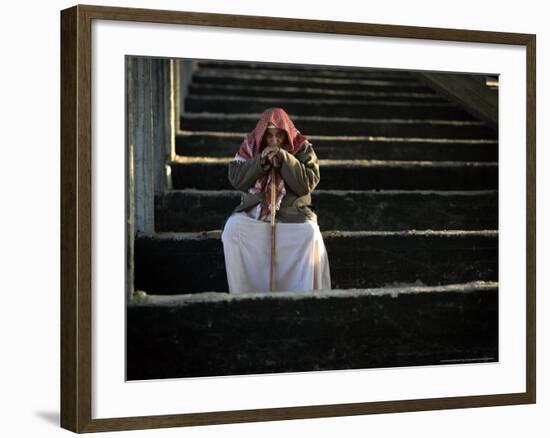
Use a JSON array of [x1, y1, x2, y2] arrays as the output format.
[[188, 83, 447, 102], [176, 132, 498, 161], [184, 95, 476, 120], [155, 189, 498, 233], [180, 113, 496, 139], [195, 60, 420, 81], [127, 282, 498, 379], [192, 72, 433, 93], [134, 230, 497, 294], [170, 158, 498, 191]]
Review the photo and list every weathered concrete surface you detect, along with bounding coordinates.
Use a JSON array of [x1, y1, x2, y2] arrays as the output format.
[[190, 82, 447, 102], [134, 231, 497, 294], [184, 95, 475, 120], [416, 72, 498, 129], [155, 190, 498, 233], [175, 59, 195, 120], [315, 190, 498, 231], [327, 230, 498, 289], [176, 133, 498, 161], [180, 113, 496, 139], [194, 60, 423, 81], [170, 159, 498, 191], [127, 57, 155, 236], [126, 283, 498, 380], [192, 73, 433, 93]]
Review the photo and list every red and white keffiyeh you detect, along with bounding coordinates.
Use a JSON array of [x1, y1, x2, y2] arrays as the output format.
[[234, 107, 308, 221]]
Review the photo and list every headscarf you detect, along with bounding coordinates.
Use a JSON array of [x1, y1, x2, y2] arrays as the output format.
[[235, 108, 308, 221]]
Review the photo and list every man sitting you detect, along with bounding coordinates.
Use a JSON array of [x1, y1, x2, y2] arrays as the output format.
[[221, 107, 331, 294]]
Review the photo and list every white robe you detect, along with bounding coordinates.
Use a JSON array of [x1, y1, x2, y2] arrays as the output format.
[[221, 212, 331, 294]]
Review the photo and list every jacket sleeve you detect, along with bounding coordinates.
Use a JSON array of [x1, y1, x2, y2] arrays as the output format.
[[277, 142, 320, 196], [228, 154, 271, 191]]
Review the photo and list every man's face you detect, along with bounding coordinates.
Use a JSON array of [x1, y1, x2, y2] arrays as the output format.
[[264, 127, 288, 149]]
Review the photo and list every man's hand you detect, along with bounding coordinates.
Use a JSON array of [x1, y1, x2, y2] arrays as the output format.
[[261, 145, 282, 167]]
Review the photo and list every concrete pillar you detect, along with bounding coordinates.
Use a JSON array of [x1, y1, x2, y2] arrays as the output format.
[[127, 57, 155, 236], [128, 57, 176, 231], [126, 59, 134, 302], [127, 56, 176, 299]]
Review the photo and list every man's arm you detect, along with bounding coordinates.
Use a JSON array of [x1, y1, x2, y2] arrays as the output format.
[[228, 154, 271, 191], [276, 142, 320, 196]]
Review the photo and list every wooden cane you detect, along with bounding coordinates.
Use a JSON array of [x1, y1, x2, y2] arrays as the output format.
[[269, 166, 277, 291]]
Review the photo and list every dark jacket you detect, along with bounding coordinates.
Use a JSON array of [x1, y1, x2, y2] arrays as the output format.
[[228, 142, 320, 223]]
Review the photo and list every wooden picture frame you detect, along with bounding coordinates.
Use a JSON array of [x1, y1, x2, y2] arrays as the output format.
[[61, 4, 536, 433]]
